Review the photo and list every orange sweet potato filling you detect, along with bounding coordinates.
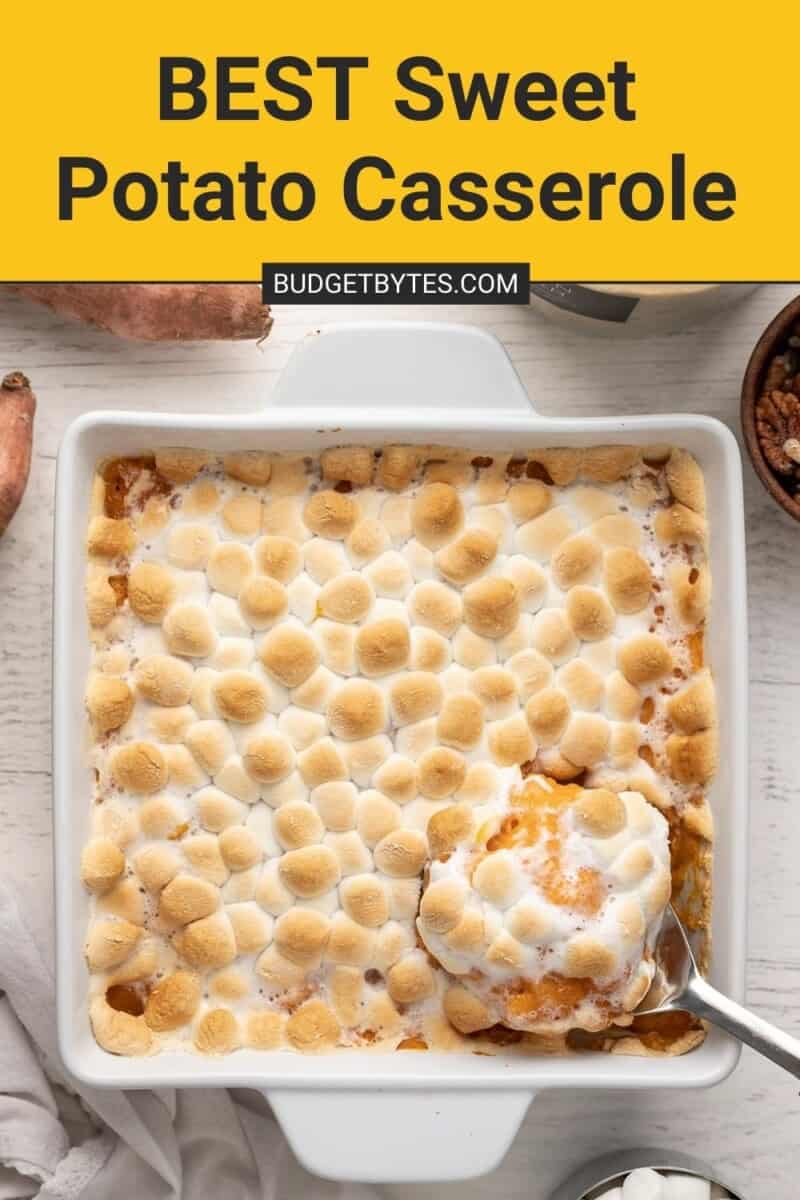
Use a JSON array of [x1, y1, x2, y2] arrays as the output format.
[[506, 975, 598, 1022], [105, 982, 148, 1016], [102, 456, 171, 518], [483, 779, 605, 917]]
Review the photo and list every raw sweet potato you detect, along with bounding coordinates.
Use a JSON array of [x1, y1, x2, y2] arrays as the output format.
[[0, 372, 35, 536], [8, 284, 272, 342]]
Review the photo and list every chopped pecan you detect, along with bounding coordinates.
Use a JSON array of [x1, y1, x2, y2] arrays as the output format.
[[763, 354, 788, 392], [755, 390, 800, 475]]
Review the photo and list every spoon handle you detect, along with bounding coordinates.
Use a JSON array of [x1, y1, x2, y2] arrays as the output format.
[[684, 974, 800, 1078]]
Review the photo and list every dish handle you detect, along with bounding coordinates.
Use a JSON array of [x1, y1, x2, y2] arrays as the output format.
[[265, 1087, 534, 1182], [270, 320, 539, 416]]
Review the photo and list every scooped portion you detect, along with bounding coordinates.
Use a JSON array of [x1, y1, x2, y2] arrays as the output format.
[[418, 775, 671, 1036]]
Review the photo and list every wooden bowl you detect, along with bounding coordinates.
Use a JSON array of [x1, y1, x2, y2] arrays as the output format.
[[741, 293, 800, 522]]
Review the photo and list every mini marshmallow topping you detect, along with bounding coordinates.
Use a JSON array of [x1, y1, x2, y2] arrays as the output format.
[[83, 444, 714, 1057]]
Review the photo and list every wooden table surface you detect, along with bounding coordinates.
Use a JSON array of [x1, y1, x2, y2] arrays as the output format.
[[1, 286, 797, 1198]]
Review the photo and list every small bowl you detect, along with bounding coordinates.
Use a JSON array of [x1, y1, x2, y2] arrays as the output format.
[[530, 283, 759, 336], [550, 1148, 744, 1200], [741, 293, 800, 522]]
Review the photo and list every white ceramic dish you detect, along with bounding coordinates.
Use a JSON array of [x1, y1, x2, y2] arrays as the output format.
[[54, 322, 749, 1183]]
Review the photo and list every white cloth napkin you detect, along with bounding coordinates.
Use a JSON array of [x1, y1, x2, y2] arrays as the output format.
[[0, 880, 378, 1200]]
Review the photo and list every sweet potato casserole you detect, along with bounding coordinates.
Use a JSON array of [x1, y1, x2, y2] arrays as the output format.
[[81, 443, 715, 1057]]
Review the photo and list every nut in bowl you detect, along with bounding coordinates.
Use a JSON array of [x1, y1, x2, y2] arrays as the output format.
[[741, 293, 800, 522]]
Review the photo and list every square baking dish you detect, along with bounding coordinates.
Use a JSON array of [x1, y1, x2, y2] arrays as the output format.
[[54, 322, 748, 1182]]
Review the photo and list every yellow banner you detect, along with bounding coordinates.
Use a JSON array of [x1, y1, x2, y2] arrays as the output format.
[[1, 2, 793, 282]]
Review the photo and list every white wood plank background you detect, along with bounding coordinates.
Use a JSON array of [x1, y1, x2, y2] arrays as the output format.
[[1, 285, 798, 1199]]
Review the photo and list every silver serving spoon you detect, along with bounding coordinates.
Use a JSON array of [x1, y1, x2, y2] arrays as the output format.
[[636, 905, 800, 1078]]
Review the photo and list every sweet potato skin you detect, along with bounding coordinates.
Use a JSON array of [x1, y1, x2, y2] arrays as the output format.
[[0, 372, 35, 536], [8, 284, 272, 342]]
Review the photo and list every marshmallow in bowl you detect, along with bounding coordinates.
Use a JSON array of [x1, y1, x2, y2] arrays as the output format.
[[418, 773, 670, 1034], [623, 1170, 667, 1200], [593, 1170, 726, 1200]]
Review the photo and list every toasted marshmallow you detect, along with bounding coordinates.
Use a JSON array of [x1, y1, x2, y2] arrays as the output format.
[[87, 675, 135, 733], [411, 483, 464, 549], [304, 491, 358, 540]]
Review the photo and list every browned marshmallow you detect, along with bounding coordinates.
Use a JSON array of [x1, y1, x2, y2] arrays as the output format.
[[427, 805, 473, 858], [213, 672, 268, 723], [81, 838, 126, 894], [279, 845, 341, 898], [328, 680, 387, 739], [604, 547, 652, 614], [390, 672, 443, 727], [435, 529, 498, 586], [129, 562, 175, 623], [274, 802, 325, 850], [566, 586, 616, 641], [223, 452, 273, 486], [175, 913, 237, 970], [409, 581, 462, 637], [437, 693, 484, 750], [85, 919, 142, 971], [418, 747, 467, 799], [655, 503, 707, 548], [87, 516, 135, 558], [286, 1000, 340, 1051], [304, 490, 358, 539], [666, 670, 715, 733], [463, 578, 520, 639], [551, 533, 602, 590], [411, 483, 464, 549], [87, 676, 135, 733], [155, 448, 208, 483], [238, 576, 288, 629], [260, 626, 320, 687], [195, 1009, 242, 1054], [144, 971, 202, 1031], [221, 494, 262, 539], [318, 573, 374, 622], [443, 986, 491, 1033], [321, 446, 374, 487], [110, 742, 168, 794], [618, 634, 673, 685], [160, 874, 219, 925], [665, 449, 706, 513], [254, 535, 302, 582], [135, 655, 193, 707], [355, 619, 411, 677], [163, 605, 216, 658], [377, 445, 420, 491], [275, 907, 331, 965]]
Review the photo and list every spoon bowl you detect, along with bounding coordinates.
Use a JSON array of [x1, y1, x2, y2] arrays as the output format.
[[636, 905, 696, 1015], [635, 905, 800, 1077]]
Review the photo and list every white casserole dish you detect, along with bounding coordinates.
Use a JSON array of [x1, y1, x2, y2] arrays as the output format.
[[54, 322, 749, 1183]]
